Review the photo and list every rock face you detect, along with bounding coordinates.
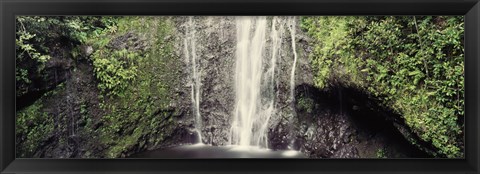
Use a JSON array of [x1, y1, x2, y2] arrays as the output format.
[[35, 61, 104, 158], [172, 16, 237, 145], [283, 84, 431, 158], [16, 46, 74, 111]]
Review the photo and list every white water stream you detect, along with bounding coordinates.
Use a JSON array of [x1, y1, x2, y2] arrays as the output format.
[[229, 16, 267, 147], [184, 16, 203, 143], [289, 17, 298, 107], [229, 16, 293, 148]]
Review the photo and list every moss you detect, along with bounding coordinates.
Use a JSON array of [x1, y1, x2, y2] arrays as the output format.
[[16, 99, 54, 157], [87, 17, 179, 158]]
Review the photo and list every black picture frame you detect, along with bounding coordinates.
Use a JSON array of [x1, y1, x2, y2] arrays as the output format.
[[1, 0, 479, 173]]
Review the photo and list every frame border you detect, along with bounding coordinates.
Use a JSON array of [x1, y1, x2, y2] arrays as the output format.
[[1, 0, 479, 173]]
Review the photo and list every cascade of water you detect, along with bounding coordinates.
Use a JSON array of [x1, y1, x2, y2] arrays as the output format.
[[289, 17, 298, 107], [229, 16, 286, 148], [184, 16, 203, 143]]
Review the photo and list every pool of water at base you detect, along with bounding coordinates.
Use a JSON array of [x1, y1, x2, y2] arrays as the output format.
[[129, 144, 307, 158]]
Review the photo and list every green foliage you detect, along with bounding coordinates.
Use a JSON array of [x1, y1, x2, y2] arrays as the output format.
[[300, 17, 364, 88], [15, 16, 108, 97], [15, 28, 51, 63], [91, 48, 139, 97], [80, 103, 88, 115], [297, 96, 315, 114], [15, 16, 139, 158], [302, 16, 464, 158], [376, 148, 387, 158], [86, 17, 146, 97], [89, 17, 179, 158], [16, 100, 54, 157], [15, 16, 179, 158]]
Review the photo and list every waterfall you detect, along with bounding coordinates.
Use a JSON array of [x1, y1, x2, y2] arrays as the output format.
[[288, 17, 298, 106], [184, 16, 203, 143], [229, 16, 285, 148]]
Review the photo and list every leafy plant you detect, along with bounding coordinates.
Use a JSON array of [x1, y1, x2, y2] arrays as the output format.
[[91, 48, 139, 97]]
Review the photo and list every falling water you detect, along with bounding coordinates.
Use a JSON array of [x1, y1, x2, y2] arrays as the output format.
[[229, 16, 286, 148], [184, 17, 203, 143], [229, 16, 266, 147], [288, 17, 298, 106]]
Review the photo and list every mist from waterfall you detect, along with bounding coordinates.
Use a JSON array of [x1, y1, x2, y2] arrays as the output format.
[[184, 16, 203, 143]]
